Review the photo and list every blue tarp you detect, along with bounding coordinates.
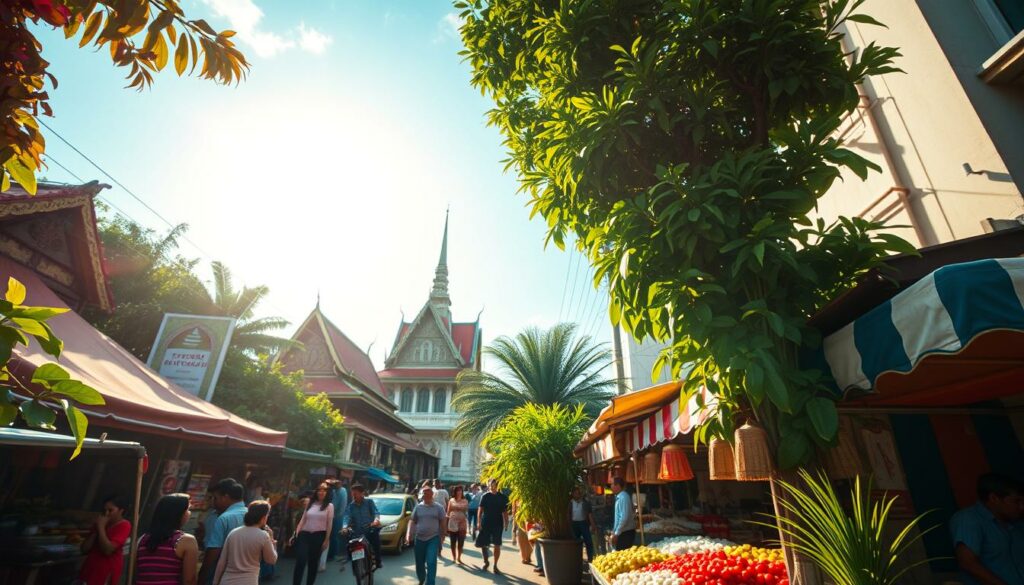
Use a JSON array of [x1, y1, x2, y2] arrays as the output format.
[[365, 466, 399, 484]]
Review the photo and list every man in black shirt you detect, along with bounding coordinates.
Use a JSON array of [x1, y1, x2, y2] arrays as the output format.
[[474, 478, 509, 574]]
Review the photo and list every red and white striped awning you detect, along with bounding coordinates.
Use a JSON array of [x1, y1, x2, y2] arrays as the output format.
[[581, 432, 618, 468], [625, 388, 712, 453]]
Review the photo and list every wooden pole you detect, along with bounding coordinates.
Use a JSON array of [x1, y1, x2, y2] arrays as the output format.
[[127, 454, 144, 585], [632, 453, 644, 546]]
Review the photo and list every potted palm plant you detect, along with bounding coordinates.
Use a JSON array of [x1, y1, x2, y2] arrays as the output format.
[[482, 403, 587, 585]]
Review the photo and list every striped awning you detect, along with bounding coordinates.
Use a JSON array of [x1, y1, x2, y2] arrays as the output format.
[[818, 258, 1024, 396], [625, 387, 711, 452], [581, 432, 618, 468]]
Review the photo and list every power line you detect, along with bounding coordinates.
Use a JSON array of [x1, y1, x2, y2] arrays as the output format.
[[38, 119, 218, 262], [564, 247, 586, 326], [559, 246, 579, 323], [43, 154, 136, 222], [557, 248, 574, 322]]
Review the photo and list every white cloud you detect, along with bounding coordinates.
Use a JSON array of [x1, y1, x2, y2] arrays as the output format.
[[200, 0, 332, 58], [434, 12, 461, 43], [298, 22, 333, 55]]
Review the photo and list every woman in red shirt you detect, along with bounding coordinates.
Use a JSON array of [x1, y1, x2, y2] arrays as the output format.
[[78, 494, 132, 585]]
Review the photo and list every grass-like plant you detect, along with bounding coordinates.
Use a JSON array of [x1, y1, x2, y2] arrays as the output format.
[[481, 402, 587, 540], [761, 470, 937, 585]]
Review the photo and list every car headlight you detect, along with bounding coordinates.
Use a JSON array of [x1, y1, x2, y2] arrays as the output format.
[[381, 522, 398, 534]]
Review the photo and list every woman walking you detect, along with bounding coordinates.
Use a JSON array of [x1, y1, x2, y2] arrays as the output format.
[[289, 484, 334, 585], [136, 493, 199, 585], [446, 486, 469, 564], [213, 500, 277, 585], [77, 494, 131, 585]]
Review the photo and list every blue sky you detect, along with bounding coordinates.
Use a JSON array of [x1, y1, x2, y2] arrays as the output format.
[[32, 0, 612, 369]]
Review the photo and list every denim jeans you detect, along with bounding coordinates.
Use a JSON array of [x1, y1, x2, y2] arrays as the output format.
[[413, 536, 440, 585], [572, 520, 594, 561]]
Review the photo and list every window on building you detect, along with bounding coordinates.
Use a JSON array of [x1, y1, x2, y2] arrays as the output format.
[[416, 388, 431, 412], [451, 449, 462, 468], [351, 434, 373, 465], [400, 388, 413, 412], [433, 388, 447, 413]]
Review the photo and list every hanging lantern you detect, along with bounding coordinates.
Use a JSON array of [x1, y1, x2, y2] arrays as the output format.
[[658, 444, 695, 481], [642, 451, 663, 483], [708, 438, 736, 481], [735, 422, 773, 481], [825, 417, 863, 480]]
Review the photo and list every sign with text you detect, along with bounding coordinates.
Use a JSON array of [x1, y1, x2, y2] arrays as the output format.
[[146, 314, 236, 401]]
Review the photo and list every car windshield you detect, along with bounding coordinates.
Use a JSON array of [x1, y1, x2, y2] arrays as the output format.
[[371, 497, 405, 515]]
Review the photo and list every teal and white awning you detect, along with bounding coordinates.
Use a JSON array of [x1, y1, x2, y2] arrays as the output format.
[[817, 258, 1024, 399], [365, 466, 400, 484]]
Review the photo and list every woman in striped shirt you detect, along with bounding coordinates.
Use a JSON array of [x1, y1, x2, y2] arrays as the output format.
[[136, 493, 199, 585]]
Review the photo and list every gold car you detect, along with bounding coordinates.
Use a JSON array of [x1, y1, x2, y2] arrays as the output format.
[[369, 493, 417, 553]]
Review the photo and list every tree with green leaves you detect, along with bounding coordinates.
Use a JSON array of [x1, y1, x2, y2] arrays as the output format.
[[452, 323, 615, 440], [205, 261, 293, 357], [2, 0, 249, 195], [456, 0, 909, 468], [211, 356, 345, 454]]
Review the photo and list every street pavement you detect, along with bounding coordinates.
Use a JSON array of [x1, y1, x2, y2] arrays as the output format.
[[270, 535, 551, 585]]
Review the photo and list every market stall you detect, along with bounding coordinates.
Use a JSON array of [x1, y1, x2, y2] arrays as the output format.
[[578, 383, 787, 585], [0, 428, 146, 585]]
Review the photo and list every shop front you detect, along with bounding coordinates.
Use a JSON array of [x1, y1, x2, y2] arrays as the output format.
[[806, 252, 1024, 584], [0, 428, 146, 585]]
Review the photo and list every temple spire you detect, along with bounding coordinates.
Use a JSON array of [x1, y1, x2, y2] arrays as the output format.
[[430, 209, 452, 324]]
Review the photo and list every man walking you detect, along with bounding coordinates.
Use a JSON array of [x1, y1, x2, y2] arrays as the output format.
[[328, 479, 349, 571], [341, 484, 383, 570], [406, 485, 446, 585], [199, 478, 246, 585], [611, 477, 636, 551], [570, 486, 597, 562], [474, 478, 509, 574]]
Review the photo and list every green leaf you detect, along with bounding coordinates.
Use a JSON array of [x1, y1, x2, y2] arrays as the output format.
[[753, 241, 765, 265], [6, 306, 68, 320], [11, 317, 48, 338], [0, 325, 29, 347], [32, 322, 62, 358], [763, 366, 792, 413], [51, 380, 105, 406], [0, 393, 17, 426], [806, 397, 839, 441], [31, 363, 70, 385], [5, 277, 26, 305], [778, 431, 811, 469], [64, 403, 89, 460], [19, 400, 57, 429], [846, 13, 886, 27]]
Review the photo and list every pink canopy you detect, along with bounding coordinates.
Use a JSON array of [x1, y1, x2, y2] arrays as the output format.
[[4, 257, 287, 449]]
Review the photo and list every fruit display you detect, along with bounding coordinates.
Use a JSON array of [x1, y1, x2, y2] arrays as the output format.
[[642, 550, 789, 585], [592, 546, 672, 579], [651, 535, 735, 556], [723, 544, 785, 564], [612, 569, 683, 585]]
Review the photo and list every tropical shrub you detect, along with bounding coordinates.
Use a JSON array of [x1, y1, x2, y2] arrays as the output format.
[[481, 402, 587, 540], [762, 470, 937, 585]]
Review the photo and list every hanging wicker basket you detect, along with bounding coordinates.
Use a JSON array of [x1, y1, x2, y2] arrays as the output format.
[[708, 438, 737, 481], [625, 458, 637, 483], [658, 444, 695, 481], [735, 422, 773, 481], [642, 451, 664, 483], [825, 417, 863, 480]]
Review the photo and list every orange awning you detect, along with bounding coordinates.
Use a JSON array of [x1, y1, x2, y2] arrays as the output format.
[[5, 257, 287, 449], [574, 381, 681, 456]]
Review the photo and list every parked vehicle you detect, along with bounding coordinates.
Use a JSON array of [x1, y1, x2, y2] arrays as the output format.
[[368, 493, 416, 553]]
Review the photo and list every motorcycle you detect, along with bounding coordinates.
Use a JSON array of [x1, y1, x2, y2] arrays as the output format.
[[343, 525, 381, 585]]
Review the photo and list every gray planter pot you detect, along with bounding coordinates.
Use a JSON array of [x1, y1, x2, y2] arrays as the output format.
[[539, 538, 583, 585]]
